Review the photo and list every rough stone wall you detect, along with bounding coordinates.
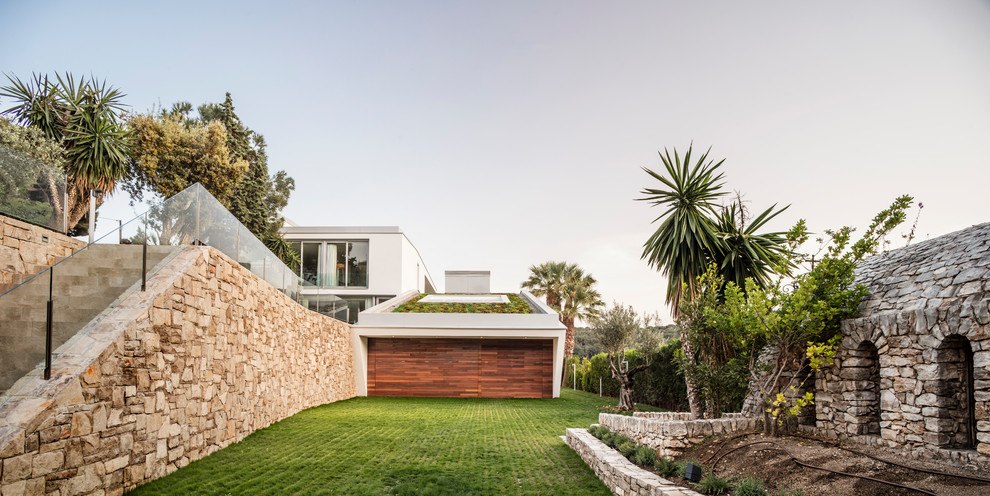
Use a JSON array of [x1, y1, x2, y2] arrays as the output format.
[[0, 246, 356, 495], [813, 222, 990, 468], [0, 215, 83, 286], [565, 428, 702, 496], [598, 413, 762, 457]]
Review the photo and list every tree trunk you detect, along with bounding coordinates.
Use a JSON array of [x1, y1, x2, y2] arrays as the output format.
[[618, 380, 635, 410], [680, 333, 704, 419]]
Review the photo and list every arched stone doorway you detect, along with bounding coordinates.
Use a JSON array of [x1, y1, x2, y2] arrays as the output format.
[[934, 335, 976, 449], [845, 341, 881, 436]]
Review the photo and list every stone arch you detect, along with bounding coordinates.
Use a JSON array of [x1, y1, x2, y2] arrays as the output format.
[[842, 340, 882, 436], [932, 335, 976, 449]]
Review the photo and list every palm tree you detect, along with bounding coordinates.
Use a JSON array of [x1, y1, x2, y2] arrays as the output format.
[[639, 145, 726, 315], [522, 261, 568, 311], [638, 145, 792, 418], [1, 73, 131, 230], [711, 202, 793, 290], [522, 261, 603, 360], [559, 265, 603, 358]]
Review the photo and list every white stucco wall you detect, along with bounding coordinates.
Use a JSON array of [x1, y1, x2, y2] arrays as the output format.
[[281, 226, 435, 298]]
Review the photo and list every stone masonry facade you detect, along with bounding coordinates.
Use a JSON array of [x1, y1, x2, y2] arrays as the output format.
[[0, 215, 83, 288], [813, 222, 990, 467], [0, 245, 356, 495]]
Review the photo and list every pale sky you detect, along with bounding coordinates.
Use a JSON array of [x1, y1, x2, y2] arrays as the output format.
[[2, 1, 989, 323]]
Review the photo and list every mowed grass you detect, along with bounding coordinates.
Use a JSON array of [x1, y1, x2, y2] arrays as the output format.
[[130, 389, 656, 496]]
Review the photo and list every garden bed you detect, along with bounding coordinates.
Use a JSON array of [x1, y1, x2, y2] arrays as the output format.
[[675, 432, 990, 495], [583, 425, 990, 495]]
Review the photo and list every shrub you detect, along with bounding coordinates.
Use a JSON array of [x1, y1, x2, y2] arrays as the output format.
[[696, 471, 732, 495], [734, 476, 768, 496], [588, 425, 607, 438], [697, 470, 732, 495], [618, 441, 637, 459], [632, 445, 657, 466], [613, 434, 632, 447], [653, 456, 680, 478], [601, 431, 616, 447]]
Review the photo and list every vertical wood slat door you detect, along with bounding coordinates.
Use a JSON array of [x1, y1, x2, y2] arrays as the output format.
[[367, 338, 552, 398]]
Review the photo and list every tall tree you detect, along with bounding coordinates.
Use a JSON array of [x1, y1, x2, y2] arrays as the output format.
[[591, 302, 663, 410], [125, 111, 246, 203], [124, 94, 297, 265], [0, 117, 67, 229], [522, 261, 603, 360], [638, 144, 792, 418], [559, 265, 604, 357], [196, 94, 295, 251], [0, 73, 131, 230]]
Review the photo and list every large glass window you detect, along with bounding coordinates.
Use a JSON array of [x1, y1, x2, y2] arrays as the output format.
[[289, 239, 369, 288], [301, 242, 321, 285], [347, 241, 368, 287]]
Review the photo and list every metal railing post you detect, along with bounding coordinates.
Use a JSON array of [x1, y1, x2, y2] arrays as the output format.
[[44, 269, 53, 380], [195, 186, 201, 244], [142, 213, 148, 291]]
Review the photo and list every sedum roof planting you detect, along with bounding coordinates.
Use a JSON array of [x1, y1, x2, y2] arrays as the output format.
[[393, 293, 533, 314]]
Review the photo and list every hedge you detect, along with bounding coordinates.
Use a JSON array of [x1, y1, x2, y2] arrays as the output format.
[[563, 340, 688, 411]]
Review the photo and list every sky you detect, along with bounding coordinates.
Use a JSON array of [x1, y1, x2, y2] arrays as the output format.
[[2, 1, 989, 323]]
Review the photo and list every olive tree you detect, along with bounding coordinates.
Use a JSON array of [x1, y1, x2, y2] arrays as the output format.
[[591, 302, 663, 410]]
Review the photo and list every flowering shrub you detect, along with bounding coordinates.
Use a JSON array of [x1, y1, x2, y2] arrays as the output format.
[[598, 404, 638, 415]]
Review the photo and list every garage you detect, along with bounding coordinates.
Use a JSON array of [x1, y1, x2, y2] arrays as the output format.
[[367, 337, 554, 398]]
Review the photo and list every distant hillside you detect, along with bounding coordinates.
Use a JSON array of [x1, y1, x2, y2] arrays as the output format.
[[573, 324, 679, 358]]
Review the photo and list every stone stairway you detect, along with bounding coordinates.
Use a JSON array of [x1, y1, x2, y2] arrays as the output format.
[[0, 244, 179, 393]]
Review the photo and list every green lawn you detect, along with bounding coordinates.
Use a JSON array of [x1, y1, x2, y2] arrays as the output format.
[[130, 389, 656, 495]]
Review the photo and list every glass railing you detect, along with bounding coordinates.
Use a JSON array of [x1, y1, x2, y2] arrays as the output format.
[[0, 144, 68, 232], [0, 182, 306, 399]]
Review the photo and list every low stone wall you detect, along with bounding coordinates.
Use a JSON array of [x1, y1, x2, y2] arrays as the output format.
[[0, 246, 356, 495], [0, 215, 83, 287], [565, 428, 702, 496], [599, 413, 763, 457], [632, 412, 694, 421]]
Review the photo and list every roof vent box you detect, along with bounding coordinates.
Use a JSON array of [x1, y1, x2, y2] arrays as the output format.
[[444, 270, 491, 294]]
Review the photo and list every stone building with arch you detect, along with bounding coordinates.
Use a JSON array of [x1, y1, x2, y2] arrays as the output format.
[[813, 222, 990, 465]]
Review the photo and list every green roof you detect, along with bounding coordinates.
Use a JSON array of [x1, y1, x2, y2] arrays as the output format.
[[393, 293, 533, 314]]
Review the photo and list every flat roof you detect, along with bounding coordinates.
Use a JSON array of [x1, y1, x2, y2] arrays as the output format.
[[282, 226, 403, 235]]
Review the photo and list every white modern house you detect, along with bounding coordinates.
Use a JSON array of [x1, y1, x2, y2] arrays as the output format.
[[281, 224, 436, 323]]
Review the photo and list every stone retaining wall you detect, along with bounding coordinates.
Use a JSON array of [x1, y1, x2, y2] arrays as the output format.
[[631, 412, 694, 421], [599, 413, 762, 457], [0, 246, 356, 495], [565, 428, 701, 496], [0, 215, 83, 287]]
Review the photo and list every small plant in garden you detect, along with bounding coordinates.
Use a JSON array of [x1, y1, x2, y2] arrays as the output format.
[[588, 425, 607, 438], [696, 471, 732, 495], [632, 445, 657, 466], [598, 404, 639, 415], [601, 431, 617, 447], [734, 476, 769, 496], [653, 456, 680, 478], [613, 434, 632, 447], [618, 441, 637, 458]]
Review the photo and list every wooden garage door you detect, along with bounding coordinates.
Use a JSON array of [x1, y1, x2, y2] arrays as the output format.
[[367, 338, 553, 398]]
